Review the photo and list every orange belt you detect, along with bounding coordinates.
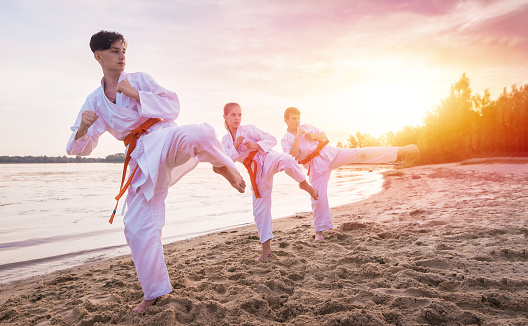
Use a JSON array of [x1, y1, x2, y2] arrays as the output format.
[[298, 140, 329, 176], [109, 118, 162, 224], [242, 150, 261, 198]]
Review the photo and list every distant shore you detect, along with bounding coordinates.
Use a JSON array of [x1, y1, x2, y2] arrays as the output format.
[[0, 155, 125, 164], [1, 160, 528, 325]]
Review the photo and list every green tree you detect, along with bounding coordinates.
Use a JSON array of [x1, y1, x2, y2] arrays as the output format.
[[420, 73, 478, 163], [106, 153, 126, 163], [380, 131, 395, 146], [346, 134, 358, 148], [355, 132, 380, 147]]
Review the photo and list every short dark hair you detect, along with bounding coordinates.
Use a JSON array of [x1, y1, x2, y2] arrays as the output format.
[[284, 107, 301, 119], [89, 30, 127, 53]]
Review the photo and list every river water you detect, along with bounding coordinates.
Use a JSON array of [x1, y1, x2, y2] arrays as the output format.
[[0, 162, 391, 284]]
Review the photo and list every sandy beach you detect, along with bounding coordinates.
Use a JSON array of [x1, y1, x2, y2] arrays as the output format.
[[1, 160, 527, 325]]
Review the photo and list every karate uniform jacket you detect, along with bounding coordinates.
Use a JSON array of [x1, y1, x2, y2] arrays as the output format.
[[66, 71, 194, 203], [281, 124, 338, 178]]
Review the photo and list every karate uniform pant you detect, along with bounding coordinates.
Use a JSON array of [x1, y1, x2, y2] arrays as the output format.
[[123, 123, 238, 301], [309, 147, 398, 232], [252, 151, 306, 243]]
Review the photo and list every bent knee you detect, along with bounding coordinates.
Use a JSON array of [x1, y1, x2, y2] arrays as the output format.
[[185, 123, 217, 144]]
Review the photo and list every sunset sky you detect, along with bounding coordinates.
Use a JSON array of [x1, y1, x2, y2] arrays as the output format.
[[1, 0, 527, 157]]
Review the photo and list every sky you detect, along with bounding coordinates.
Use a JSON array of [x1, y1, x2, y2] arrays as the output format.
[[1, 0, 527, 157]]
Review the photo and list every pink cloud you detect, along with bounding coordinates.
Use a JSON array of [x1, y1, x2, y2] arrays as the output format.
[[463, 3, 528, 46]]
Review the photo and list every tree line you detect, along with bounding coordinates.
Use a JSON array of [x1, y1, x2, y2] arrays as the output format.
[[0, 153, 125, 164], [4, 74, 526, 166], [337, 74, 528, 164]]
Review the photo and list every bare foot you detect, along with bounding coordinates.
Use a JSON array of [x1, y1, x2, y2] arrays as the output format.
[[315, 231, 325, 241], [213, 166, 246, 193], [257, 252, 271, 261], [299, 180, 318, 200], [397, 144, 420, 158], [256, 239, 272, 261], [132, 297, 158, 313]]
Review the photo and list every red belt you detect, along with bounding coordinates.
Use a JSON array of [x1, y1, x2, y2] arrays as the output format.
[[109, 118, 162, 224], [298, 140, 329, 176], [243, 150, 261, 198]]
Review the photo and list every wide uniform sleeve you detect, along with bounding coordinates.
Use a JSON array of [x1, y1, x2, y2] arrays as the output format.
[[247, 125, 277, 153], [281, 133, 293, 154], [66, 95, 107, 156], [134, 73, 180, 122], [302, 123, 327, 150], [221, 133, 240, 161], [304, 124, 324, 135]]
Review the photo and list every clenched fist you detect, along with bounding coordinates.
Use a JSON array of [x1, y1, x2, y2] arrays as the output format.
[[76, 110, 98, 139], [116, 79, 140, 102], [234, 136, 244, 150], [244, 141, 261, 151]]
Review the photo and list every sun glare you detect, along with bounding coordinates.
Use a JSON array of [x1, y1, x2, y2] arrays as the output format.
[[298, 55, 448, 141], [320, 77, 439, 138]]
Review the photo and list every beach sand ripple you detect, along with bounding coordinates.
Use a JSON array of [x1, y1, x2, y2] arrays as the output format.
[[1, 162, 528, 325]]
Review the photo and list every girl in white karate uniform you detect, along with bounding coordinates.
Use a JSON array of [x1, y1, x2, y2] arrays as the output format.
[[221, 103, 318, 261], [281, 107, 419, 241]]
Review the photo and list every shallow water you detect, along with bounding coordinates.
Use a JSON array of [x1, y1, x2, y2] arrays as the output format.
[[0, 162, 391, 284]]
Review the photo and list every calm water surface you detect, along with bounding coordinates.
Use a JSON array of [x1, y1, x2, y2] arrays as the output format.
[[0, 162, 391, 284]]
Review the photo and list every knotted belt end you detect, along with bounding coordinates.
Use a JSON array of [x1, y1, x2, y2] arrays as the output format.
[[108, 118, 161, 224]]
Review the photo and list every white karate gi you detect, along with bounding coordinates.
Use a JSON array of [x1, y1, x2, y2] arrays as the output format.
[[67, 71, 238, 301], [281, 124, 398, 232], [221, 125, 306, 243]]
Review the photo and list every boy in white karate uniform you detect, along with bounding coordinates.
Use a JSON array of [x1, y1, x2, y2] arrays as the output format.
[[281, 107, 419, 241], [221, 103, 318, 261], [66, 31, 245, 313]]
